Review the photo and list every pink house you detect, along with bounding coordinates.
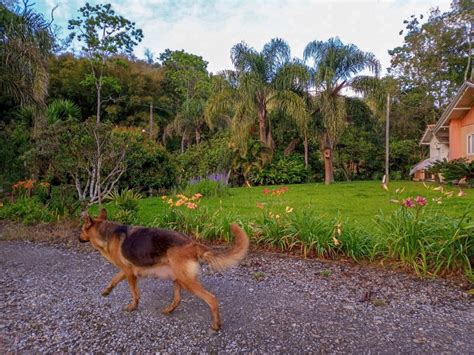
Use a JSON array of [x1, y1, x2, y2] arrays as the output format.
[[411, 81, 474, 180]]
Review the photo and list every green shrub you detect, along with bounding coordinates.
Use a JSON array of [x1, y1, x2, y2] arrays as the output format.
[[47, 185, 80, 217], [115, 129, 177, 192], [440, 158, 474, 185], [176, 133, 232, 186], [105, 188, 143, 224], [249, 154, 308, 185], [0, 197, 56, 225]]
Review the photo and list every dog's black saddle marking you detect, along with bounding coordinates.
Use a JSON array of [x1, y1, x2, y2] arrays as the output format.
[[121, 227, 190, 267]]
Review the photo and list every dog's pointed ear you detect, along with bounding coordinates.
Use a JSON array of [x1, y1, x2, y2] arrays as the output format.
[[98, 208, 107, 220], [81, 211, 93, 228]]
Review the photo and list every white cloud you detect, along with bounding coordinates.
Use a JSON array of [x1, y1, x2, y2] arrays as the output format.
[[36, 0, 452, 74]]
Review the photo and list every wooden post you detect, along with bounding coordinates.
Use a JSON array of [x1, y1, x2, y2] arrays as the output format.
[[385, 93, 390, 185], [149, 101, 153, 139]]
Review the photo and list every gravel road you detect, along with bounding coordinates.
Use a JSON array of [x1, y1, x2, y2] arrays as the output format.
[[1, 239, 473, 353]]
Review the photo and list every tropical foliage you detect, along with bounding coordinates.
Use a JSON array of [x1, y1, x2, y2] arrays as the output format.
[[0, 0, 472, 206]]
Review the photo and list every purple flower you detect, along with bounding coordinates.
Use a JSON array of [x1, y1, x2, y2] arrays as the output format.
[[207, 172, 229, 186]]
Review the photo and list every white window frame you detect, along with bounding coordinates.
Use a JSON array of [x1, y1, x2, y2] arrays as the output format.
[[468, 134, 474, 155]]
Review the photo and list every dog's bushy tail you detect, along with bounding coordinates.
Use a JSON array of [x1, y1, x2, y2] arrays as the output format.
[[197, 224, 249, 272]]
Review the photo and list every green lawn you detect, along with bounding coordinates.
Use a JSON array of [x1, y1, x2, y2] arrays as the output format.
[[129, 181, 472, 229]]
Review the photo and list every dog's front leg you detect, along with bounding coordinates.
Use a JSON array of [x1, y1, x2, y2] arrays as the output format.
[[102, 270, 126, 297], [124, 273, 139, 312]]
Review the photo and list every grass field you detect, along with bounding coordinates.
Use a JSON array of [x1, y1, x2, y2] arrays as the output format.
[[91, 180, 474, 278], [128, 181, 472, 228]]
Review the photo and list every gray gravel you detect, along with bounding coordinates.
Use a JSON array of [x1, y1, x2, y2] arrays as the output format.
[[1, 239, 473, 353]]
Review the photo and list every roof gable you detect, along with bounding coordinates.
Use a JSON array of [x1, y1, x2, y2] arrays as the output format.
[[434, 81, 474, 132]]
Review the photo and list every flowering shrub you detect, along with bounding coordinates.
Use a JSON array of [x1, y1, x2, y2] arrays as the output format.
[[377, 186, 473, 276]]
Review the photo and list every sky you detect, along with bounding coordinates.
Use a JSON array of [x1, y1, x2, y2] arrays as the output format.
[[34, 0, 452, 75]]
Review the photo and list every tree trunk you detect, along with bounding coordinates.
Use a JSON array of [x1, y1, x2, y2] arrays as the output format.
[[303, 135, 309, 169], [96, 83, 101, 124], [195, 128, 201, 145], [257, 107, 266, 145], [323, 147, 334, 185], [181, 135, 186, 153]]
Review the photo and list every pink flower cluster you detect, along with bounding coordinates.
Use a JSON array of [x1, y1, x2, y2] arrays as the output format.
[[402, 196, 427, 208]]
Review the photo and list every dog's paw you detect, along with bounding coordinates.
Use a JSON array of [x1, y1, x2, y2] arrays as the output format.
[[101, 288, 111, 297], [125, 303, 138, 312], [211, 322, 221, 331], [161, 306, 174, 315]]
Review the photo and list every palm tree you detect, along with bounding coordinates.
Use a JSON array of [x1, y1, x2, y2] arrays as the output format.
[[0, 2, 54, 107], [166, 97, 207, 152], [215, 38, 309, 150], [304, 37, 381, 184]]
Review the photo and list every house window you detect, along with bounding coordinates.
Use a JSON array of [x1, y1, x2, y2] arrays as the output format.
[[469, 134, 474, 155]]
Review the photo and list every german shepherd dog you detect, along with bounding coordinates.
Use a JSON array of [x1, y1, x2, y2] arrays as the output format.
[[79, 209, 249, 330]]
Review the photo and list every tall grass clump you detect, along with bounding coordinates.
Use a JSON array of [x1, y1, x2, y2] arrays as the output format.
[[373, 196, 473, 277], [251, 209, 373, 260]]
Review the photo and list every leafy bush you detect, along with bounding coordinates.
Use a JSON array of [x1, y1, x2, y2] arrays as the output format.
[[115, 129, 177, 192], [249, 154, 308, 185], [105, 188, 143, 224], [47, 185, 80, 217], [0, 197, 56, 225], [176, 133, 232, 186], [440, 158, 474, 185]]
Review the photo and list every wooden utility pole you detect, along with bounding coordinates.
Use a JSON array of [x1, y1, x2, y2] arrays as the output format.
[[385, 93, 390, 185], [149, 101, 153, 139]]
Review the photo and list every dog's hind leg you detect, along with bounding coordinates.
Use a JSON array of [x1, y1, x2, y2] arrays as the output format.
[[179, 277, 221, 331], [124, 272, 140, 312], [102, 270, 126, 297], [162, 281, 181, 315]]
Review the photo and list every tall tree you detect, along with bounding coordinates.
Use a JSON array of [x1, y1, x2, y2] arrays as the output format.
[[68, 2, 143, 123], [388, 2, 472, 108], [0, 1, 54, 107], [304, 37, 380, 184], [208, 38, 308, 151], [159, 50, 212, 149]]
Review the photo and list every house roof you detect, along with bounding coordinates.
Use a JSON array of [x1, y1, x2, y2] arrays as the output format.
[[434, 81, 474, 132], [419, 125, 449, 145], [419, 124, 435, 145]]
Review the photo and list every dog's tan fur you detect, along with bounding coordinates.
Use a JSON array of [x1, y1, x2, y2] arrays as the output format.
[[79, 209, 249, 330]]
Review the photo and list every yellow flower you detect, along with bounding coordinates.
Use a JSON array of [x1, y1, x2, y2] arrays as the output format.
[[285, 206, 294, 213], [161, 195, 167, 200], [332, 236, 340, 246]]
